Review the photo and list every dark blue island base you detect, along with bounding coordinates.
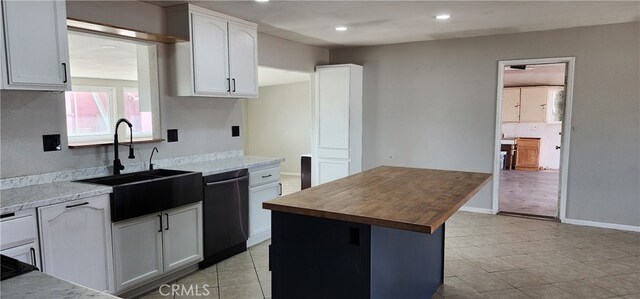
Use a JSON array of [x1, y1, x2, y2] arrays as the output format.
[[270, 211, 444, 299]]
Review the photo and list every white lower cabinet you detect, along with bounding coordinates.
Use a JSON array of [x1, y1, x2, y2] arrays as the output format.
[[112, 213, 164, 292], [112, 202, 203, 293], [248, 166, 281, 247], [38, 195, 114, 293], [0, 209, 40, 269]]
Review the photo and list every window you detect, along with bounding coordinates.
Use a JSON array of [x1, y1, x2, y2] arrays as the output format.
[[65, 30, 160, 146]]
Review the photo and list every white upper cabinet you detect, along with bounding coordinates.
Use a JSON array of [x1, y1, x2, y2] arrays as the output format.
[[0, 0, 70, 91], [502, 88, 521, 123], [502, 86, 563, 123], [228, 22, 258, 97], [519, 87, 547, 123], [167, 4, 258, 98]]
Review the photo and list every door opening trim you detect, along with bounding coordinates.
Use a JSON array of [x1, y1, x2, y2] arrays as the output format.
[[492, 57, 575, 222]]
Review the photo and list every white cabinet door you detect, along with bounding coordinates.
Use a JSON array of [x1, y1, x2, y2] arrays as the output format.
[[1, 242, 39, 269], [228, 21, 258, 98], [162, 202, 203, 273], [248, 181, 279, 247], [317, 159, 350, 184], [519, 87, 547, 123], [502, 88, 521, 122], [112, 213, 163, 293], [1, 0, 70, 90], [191, 12, 229, 96], [38, 195, 114, 293]]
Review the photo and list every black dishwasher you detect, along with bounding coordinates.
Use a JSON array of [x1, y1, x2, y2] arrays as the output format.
[[200, 168, 249, 268]]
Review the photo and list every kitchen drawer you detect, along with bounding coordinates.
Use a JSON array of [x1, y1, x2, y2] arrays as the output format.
[[0, 210, 38, 250], [250, 166, 280, 187]]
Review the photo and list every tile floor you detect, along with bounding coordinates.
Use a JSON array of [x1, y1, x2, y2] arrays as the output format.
[[140, 179, 639, 299], [499, 170, 559, 217]]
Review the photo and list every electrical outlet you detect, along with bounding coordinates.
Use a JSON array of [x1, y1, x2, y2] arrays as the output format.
[[167, 129, 178, 142], [42, 134, 61, 152], [232, 126, 240, 137]]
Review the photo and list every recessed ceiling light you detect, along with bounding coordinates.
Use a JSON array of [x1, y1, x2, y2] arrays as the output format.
[[255, 0, 269, 2], [100, 45, 117, 49], [435, 14, 451, 20], [335, 26, 348, 31]]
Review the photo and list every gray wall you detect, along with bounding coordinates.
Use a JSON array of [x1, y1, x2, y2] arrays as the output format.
[[0, 1, 328, 178], [330, 22, 640, 227], [245, 82, 312, 174]]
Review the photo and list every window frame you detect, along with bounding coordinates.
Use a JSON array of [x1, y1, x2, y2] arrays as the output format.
[[65, 85, 118, 144]]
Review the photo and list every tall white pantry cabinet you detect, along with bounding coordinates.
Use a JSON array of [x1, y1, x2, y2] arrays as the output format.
[[312, 64, 363, 186]]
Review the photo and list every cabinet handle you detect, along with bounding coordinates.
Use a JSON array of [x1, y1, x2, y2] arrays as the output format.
[[279, 182, 282, 196], [165, 213, 169, 230], [65, 202, 88, 209], [30, 247, 36, 267], [261, 174, 272, 178], [232, 78, 236, 92], [62, 63, 68, 83], [555, 145, 561, 150], [227, 78, 231, 92], [158, 214, 163, 232]]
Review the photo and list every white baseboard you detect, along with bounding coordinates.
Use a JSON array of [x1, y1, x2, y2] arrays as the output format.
[[247, 229, 271, 247], [280, 172, 301, 177], [564, 218, 640, 232], [458, 206, 495, 215]]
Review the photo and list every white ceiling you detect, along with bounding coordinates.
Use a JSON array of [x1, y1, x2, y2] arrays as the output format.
[[148, 1, 639, 48], [504, 63, 566, 87], [258, 66, 310, 87], [68, 31, 139, 81]]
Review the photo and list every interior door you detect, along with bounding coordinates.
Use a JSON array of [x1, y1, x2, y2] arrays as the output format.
[[314, 66, 351, 185], [190, 12, 229, 95]]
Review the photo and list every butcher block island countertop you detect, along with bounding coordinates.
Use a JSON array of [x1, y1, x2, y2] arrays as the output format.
[[263, 166, 492, 234]]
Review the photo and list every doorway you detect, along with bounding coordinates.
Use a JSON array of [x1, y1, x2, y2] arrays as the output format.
[[242, 66, 312, 196], [492, 58, 575, 221]]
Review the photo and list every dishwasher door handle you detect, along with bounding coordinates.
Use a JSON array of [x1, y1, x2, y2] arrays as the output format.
[[205, 175, 248, 186]]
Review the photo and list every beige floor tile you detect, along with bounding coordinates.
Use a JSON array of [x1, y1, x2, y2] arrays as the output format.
[[139, 289, 174, 299], [480, 288, 531, 299], [431, 292, 444, 299], [622, 295, 640, 299], [584, 260, 639, 276], [217, 268, 259, 287], [586, 275, 640, 296], [526, 263, 608, 283], [552, 279, 616, 298], [443, 293, 487, 299], [260, 280, 271, 298], [255, 267, 271, 282], [499, 255, 547, 269], [445, 260, 488, 276], [492, 270, 548, 288], [468, 257, 519, 273], [217, 252, 256, 272], [177, 267, 218, 288], [518, 284, 575, 298], [556, 248, 608, 262], [457, 273, 512, 293], [445, 251, 466, 262], [436, 277, 478, 296], [528, 252, 579, 265], [219, 282, 263, 299], [174, 287, 219, 299]]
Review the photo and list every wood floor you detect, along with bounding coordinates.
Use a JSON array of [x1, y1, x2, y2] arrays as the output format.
[[499, 170, 559, 217]]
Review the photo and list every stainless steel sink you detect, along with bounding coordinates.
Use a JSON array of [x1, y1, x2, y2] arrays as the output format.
[[76, 169, 203, 222]]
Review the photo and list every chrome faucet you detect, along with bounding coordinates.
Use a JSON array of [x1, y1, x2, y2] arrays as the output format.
[[149, 147, 159, 170], [113, 118, 135, 175]]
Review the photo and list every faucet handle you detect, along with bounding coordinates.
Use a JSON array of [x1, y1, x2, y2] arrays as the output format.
[[128, 145, 135, 159]]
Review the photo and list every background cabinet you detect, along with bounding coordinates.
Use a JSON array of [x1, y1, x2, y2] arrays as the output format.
[[519, 87, 547, 123], [313, 64, 363, 186], [112, 202, 202, 293], [502, 86, 564, 123], [502, 88, 521, 123], [0, 209, 40, 269], [167, 4, 258, 98], [515, 138, 541, 171], [0, 0, 70, 91], [38, 195, 114, 293], [248, 166, 281, 247]]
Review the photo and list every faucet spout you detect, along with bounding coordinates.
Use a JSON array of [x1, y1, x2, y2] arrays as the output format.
[[113, 118, 135, 175]]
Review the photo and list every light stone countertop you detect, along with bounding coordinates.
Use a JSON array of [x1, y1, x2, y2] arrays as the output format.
[[0, 155, 284, 215], [0, 270, 119, 299]]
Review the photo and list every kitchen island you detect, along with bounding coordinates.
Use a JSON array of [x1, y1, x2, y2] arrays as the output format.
[[263, 166, 491, 299]]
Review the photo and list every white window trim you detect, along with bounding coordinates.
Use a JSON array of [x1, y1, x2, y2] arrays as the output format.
[[66, 85, 117, 144], [121, 86, 152, 139]]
